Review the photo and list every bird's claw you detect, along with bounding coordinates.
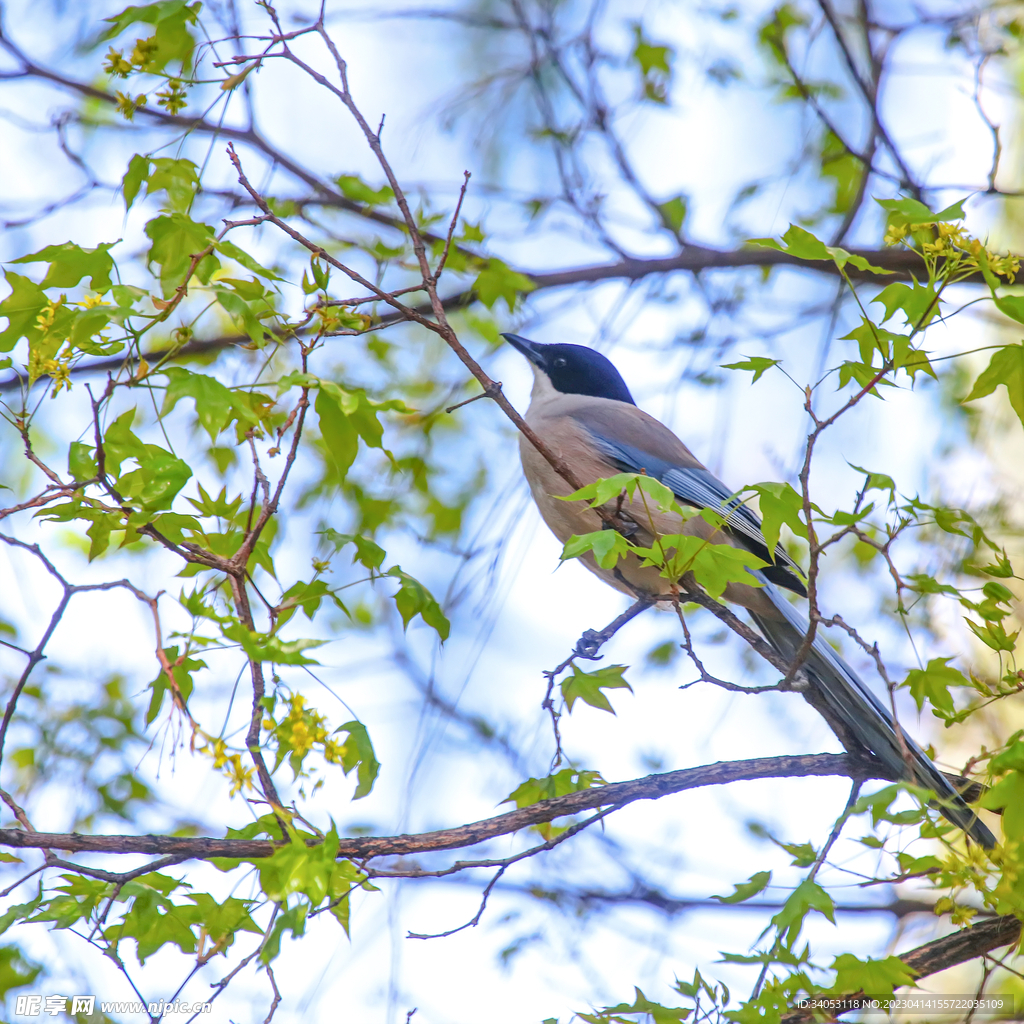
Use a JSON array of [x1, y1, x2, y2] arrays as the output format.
[[573, 628, 607, 660]]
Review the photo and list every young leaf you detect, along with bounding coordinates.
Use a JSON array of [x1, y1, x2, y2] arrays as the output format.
[[582, 988, 690, 1024], [472, 258, 536, 311], [712, 871, 771, 904], [561, 529, 631, 569], [903, 658, 965, 716], [721, 356, 781, 383], [829, 954, 917, 999], [746, 482, 807, 554], [335, 722, 381, 799], [503, 768, 606, 810], [561, 664, 632, 714], [963, 344, 1024, 429], [769, 878, 835, 947], [11, 241, 116, 292], [658, 195, 687, 234], [385, 567, 450, 640], [145, 213, 217, 295], [221, 624, 325, 665]]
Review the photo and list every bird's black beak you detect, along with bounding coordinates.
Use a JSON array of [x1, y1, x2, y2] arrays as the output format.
[[501, 332, 546, 368]]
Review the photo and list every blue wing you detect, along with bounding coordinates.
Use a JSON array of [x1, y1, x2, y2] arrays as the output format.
[[582, 431, 807, 595]]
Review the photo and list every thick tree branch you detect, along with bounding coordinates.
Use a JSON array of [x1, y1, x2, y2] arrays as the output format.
[[781, 915, 1022, 1022], [0, 244, 937, 395], [0, 752, 892, 861]]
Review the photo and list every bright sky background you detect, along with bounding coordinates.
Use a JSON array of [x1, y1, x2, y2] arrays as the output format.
[[0, 1, 1020, 1022]]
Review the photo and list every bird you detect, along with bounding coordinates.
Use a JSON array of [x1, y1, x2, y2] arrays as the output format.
[[503, 331, 996, 848]]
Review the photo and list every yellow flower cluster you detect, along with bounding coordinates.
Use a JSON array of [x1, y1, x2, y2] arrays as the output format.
[[42, 358, 72, 396], [199, 735, 256, 796], [884, 220, 1019, 282], [264, 693, 347, 769]]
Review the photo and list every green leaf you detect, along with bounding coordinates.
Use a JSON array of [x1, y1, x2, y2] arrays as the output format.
[[335, 722, 381, 799], [562, 664, 632, 714], [830, 953, 917, 999], [658, 195, 687, 234], [68, 442, 98, 482], [561, 529, 632, 569], [385, 566, 450, 640], [222, 623, 325, 665], [103, 873, 196, 964], [778, 840, 818, 867], [472, 258, 536, 311], [875, 196, 940, 226], [0, 272, 49, 352], [145, 213, 218, 295], [116, 447, 192, 511], [586, 988, 690, 1024], [123, 156, 203, 214], [630, 22, 674, 103], [837, 359, 892, 396], [277, 579, 336, 625], [335, 175, 394, 206], [747, 481, 807, 554], [721, 356, 781, 383], [712, 871, 771, 904], [314, 382, 408, 479], [161, 367, 234, 439], [0, 944, 42, 998], [847, 463, 896, 496], [852, 785, 925, 827], [12, 241, 117, 292], [872, 282, 942, 328], [904, 657, 965, 715], [98, 1, 200, 73], [320, 528, 387, 570], [636, 534, 766, 599], [979, 551, 1014, 578], [146, 646, 206, 724], [185, 893, 260, 954], [749, 224, 891, 274], [820, 130, 863, 215], [562, 473, 686, 518], [145, 157, 200, 212], [122, 153, 150, 210], [963, 344, 1024, 428], [260, 902, 308, 964], [215, 239, 282, 280], [876, 195, 966, 227], [503, 768, 606, 810], [965, 617, 1019, 652], [161, 367, 273, 441], [769, 878, 835, 947], [981, 770, 1024, 840]]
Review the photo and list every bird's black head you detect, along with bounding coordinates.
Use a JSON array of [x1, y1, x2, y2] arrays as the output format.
[[502, 334, 636, 405]]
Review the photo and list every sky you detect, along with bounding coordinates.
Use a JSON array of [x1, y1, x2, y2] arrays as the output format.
[[0, 1, 1020, 1022]]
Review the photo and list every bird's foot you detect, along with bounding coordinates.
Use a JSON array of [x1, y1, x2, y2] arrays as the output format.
[[573, 628, 608, 660]]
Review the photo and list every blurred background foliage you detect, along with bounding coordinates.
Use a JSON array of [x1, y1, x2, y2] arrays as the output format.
[[0, 0, 1023, 1021]]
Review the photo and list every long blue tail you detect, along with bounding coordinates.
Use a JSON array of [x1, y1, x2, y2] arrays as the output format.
[[750, 582, 996, 848]]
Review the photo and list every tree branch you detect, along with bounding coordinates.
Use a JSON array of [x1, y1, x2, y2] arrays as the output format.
[[0, 751, 894, 861], [781, 915, 1022, 1022]]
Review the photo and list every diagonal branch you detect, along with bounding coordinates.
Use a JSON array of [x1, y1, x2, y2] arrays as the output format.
[[781, 915, 1022, 1022], [0, 751, 894, 861]]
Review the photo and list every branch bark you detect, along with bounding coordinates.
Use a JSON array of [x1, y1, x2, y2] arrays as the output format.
[[0, 244, 938, 395], [0, 752, 891, 860]]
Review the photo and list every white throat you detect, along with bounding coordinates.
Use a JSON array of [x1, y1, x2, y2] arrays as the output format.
[[528, 363, 561, 405]]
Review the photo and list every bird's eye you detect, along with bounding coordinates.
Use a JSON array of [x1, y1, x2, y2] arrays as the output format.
[[553, 357, 567, 369]]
